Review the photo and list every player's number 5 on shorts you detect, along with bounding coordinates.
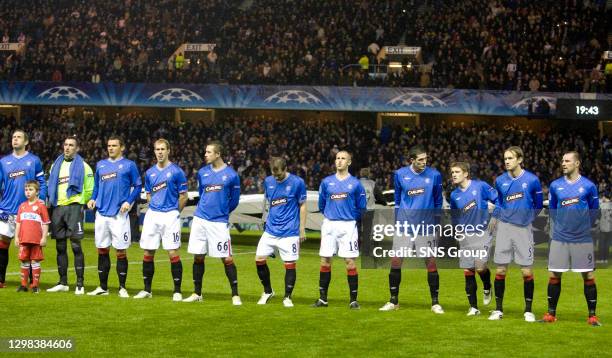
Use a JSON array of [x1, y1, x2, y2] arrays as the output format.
[[217, 241, 229, 252]]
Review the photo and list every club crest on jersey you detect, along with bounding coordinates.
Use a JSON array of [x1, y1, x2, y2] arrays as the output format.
[[222, 175, 227, 181], [522, 182, 528, 189], [152, 181, 167, 193], [578, 187, 584, 193], [101, 172, 118, 181], [463, 200, 477, 212], [505, 191, 524, 202], [348, 184, 353, 189], [26, 161, 31, 167], [472, 190, 477, 196], [119, 164, 123, 169], [561, 197, 580, 207], [331, 193, 349, 200], [166, 172, 172, 178], [9, 170, 26, 179], [286, 186, 291, 191], [205, 184, 223, 193], [32, 205, 38, 211], [58, 176, 70, 184], [425, 178, 430, 184], [407, 188, 425, 196], [271, 197, 288, 207]]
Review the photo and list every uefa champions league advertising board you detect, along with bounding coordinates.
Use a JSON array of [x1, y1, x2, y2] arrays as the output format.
[[1, 81, 610, 116]]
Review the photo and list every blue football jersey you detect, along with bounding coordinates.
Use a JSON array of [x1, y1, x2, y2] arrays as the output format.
[[264, 174, 307, 237], [145, 163, 188, 212], [450, 179, 498, 230], [549, 175, 599, 243], [91, 157, 142, 217], [318, 174, 367, 221], [193, 164, 240, 223], [0, 152, 47, 215], [394, 166, 443, 225], [493, 170, 543, 226]]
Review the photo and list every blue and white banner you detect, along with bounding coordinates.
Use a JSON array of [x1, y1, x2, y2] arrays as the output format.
[[0, 81, 610, 116]]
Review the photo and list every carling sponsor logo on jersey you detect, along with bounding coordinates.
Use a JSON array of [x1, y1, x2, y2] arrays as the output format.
[[58, 176, 70, 184], [330, 193, 348, 200], [505, 192, 524, 202], [101, 172, 118, 181], [561, 197, 580, 207], [271, 197, 288, 207], [9, 170, 26, 179], [463, 200, 477, 212], [205, 184, 223, 193], [152, 181, 167, 193], [407, 188, 425, 196], [20, 212, 41, 222]]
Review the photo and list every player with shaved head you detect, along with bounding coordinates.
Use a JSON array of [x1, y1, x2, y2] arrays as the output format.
[[542, 151, 601, 326], [313, 150, 366, 309]]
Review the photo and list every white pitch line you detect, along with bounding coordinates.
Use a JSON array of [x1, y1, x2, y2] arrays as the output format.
[[4, 251, 256, 276]]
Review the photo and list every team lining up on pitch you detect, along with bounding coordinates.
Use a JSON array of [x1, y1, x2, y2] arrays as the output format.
[[0, 130, 602, 326]]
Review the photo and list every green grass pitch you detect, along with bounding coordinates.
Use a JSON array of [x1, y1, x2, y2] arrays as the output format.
[[1, 230, 609, 357]]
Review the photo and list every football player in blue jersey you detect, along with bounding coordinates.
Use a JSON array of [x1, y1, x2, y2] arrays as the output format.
[[541, 151, 601, 326], [313, 150, 367, 309], [183, 141, 242, 305], [134, 139, 188, 301], [0, 130, 47, 288], [488, 146, 543, 322], [449, 162, 498, 316], [380, 145, 445, 314], [87, 136, 142, 297], [255, 157, 307, 308]]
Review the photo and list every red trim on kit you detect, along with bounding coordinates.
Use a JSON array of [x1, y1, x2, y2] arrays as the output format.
[[549, 277, 560, 285], [347, 268, 358, 276]]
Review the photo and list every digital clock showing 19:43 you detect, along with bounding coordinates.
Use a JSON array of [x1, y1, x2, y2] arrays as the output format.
[[576, 105, 599, 115], [556, 99, 610, 120]]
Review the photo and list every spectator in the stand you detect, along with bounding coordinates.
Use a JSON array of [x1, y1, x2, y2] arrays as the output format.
[[0, 0, 607, 91]]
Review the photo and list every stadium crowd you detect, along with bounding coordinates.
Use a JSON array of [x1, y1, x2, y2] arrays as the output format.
[[0, 111, 610, 198], [0, 0, 609, 92]]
